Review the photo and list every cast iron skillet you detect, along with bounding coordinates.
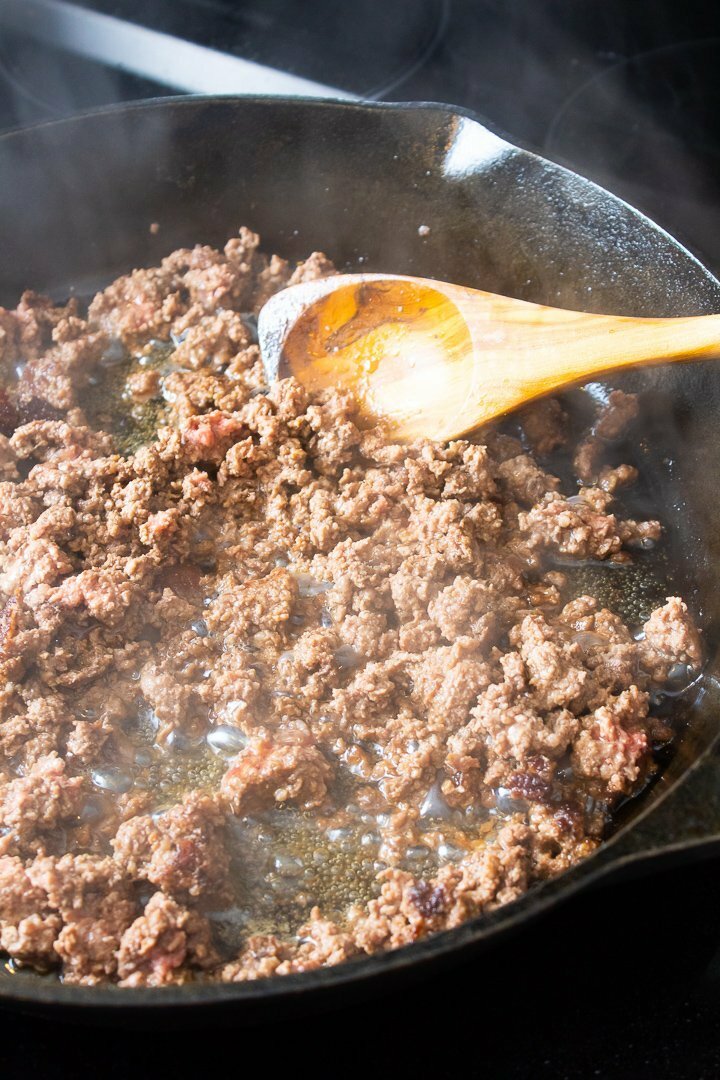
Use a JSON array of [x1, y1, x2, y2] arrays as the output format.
[[1, 96, 720, 1022]]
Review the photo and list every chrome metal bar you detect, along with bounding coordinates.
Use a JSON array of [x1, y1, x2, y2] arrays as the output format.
[[0, 0, 357, 99]]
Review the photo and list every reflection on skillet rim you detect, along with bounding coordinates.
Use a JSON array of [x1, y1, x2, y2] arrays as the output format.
[[0, 96, 720, 1009]]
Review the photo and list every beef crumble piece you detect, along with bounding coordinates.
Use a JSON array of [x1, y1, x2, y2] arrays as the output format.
[[573, 389, 640, 486], [112, 792, 231, 900], [117, 892, 216, 987], [221, 732, 333, 813], [0, 852, 137, 983], [0, 754, 86, 857], [0, 229, 703, 986]]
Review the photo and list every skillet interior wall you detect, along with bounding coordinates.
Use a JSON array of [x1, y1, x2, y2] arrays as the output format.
[[0, 95, 719, 852]]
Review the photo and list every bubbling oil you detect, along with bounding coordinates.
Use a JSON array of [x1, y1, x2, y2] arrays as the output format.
[[558, 548, 671, 627], [85, 343, 171, 455]]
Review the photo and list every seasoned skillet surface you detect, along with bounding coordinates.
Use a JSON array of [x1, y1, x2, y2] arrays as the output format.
[[0, 227, 703, 987]]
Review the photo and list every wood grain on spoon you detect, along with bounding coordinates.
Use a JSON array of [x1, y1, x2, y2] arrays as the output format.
[[258, 273, 720, 442]]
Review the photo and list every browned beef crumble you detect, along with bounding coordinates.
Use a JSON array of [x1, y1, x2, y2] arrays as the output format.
[[0, 229, 702, 986]]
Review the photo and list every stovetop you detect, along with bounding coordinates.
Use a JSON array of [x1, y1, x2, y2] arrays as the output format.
[[0, 2, 719, 1076], [1, 0, 719, 271]]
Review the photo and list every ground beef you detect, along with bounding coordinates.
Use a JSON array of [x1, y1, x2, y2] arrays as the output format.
[[0, 754, 86, 857], [112, 793, 230, 900], [221, 733, 333, 813], [117, 892, 216, 987], [573, 389, 640, 484], [0, 229, 703, 986], [0, 856, 61, 966], [640, 597, 703, 680], [0, 852, 137, 982], [518, 494, 634, 559], [518, 398, 569, 456]]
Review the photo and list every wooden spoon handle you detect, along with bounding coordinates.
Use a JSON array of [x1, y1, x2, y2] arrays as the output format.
[[440, 289, 720, 433]]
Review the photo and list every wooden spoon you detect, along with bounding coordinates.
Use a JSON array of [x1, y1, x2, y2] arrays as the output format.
[[258, 273, 720, 441]]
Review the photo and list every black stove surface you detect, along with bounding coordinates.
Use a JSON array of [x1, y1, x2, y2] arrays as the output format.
[[0, 3, 719, 1076], [1, 0, 719, 269]]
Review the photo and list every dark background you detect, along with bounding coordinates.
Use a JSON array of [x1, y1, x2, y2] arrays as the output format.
[[1, 1, 719, 1076]]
